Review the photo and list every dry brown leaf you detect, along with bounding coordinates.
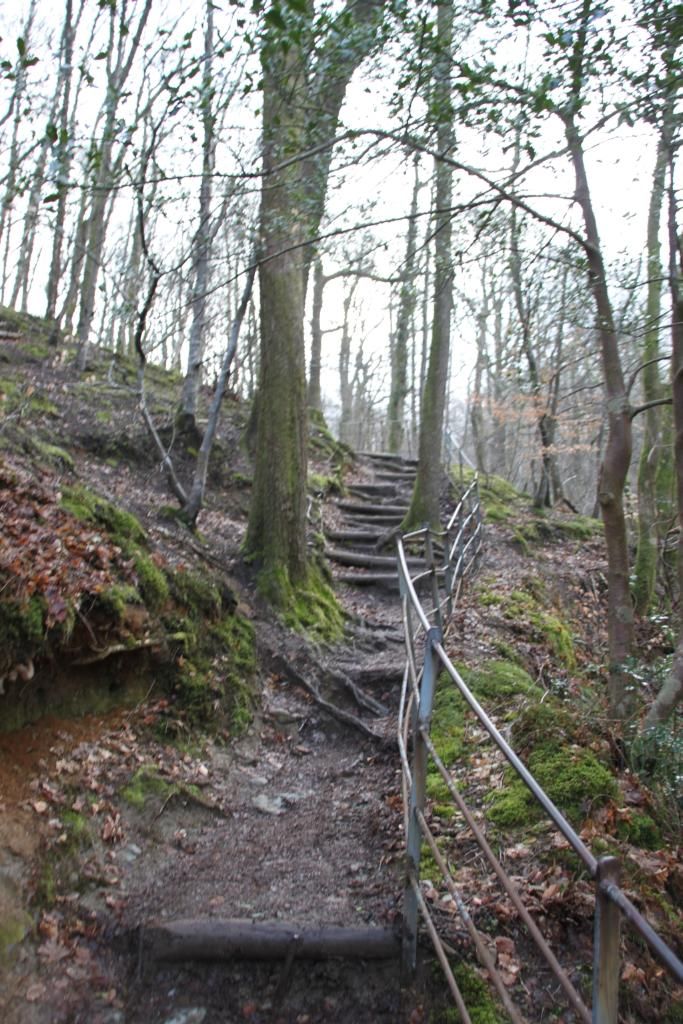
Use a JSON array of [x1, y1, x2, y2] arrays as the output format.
[[25, 983, 46, 1003]]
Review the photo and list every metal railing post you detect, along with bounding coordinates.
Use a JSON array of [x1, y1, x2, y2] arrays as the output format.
[[424, 528, 442, 630], [592, 856, 621, 1024], [402, 625, 442, 981]]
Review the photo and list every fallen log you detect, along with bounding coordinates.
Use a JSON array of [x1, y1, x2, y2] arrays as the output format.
[[142, 919, 400, 963]]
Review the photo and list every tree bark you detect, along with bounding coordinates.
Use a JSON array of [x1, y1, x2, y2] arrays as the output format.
[[245, 33, 310, 596], [143, 919, 399, 963], [388, 156, 420, 453], [644, 153, 683, 728], [633, 134, 668, 615], [308, 258, 324, 411], [75, 0, 153, 370], [180, 0, 216, 433], [404, 0, 454, 529], [564, 110, 633, 720]]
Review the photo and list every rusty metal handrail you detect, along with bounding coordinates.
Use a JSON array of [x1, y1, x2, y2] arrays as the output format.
[[396, 472, 683, 1024]]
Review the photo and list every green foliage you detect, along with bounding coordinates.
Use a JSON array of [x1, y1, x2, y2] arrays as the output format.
[[453, 469, 526, 525], [626, 722, 682, 839]]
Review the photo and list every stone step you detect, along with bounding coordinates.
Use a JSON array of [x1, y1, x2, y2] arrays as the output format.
[[336, 500, 409, 516]]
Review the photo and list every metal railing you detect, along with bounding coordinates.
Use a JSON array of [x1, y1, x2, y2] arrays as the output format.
[[396, 473, 683, 1024]]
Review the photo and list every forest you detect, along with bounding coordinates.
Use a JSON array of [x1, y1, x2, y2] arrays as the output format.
[[0, 0, 682, 1020]]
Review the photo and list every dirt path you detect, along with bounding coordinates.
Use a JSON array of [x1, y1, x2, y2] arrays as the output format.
[[0, 455, 426, 1024]]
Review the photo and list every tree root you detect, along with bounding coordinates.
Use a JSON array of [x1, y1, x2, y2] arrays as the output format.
[[269, 652, 391, 745]]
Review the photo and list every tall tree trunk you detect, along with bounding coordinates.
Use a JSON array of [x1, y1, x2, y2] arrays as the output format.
[[633, 135, 668, 615], [338, 284, 357, 445], [564, 112, 633, 720], [0, 0, 37, 301], [404, 0, 454, 529], [245, 2, 385, 602], [75, 0, 153, 370], [470, 277, 489, 473], [180, 0, 216, 434], [244, 34, 309, 599], [387, 156, 420, 453], [308, 258, 324, 411], [645, 155, 683, 728], [509, 175, 555, 508]]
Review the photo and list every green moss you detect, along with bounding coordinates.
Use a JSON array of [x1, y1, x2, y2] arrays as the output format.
[[477, 589, 502, 607], [28, 393, 58, 416], [558, 515, 602, 539], [0, 909, 32, 959], [510, 700, 580, 756], [169, 568, 221, 621], [511, 523, 539, 554], [0, 594, 45, 666], [121, 765, 174, 808], [210, 613, 257, 734], [32, 440, 74, 469], [259, 563, 344, 642], [134, 552, 169, 611], [431, 681, 466, 763], [465, 660, 540, 702], [452, 963, 504, 1024], [61, 484, 146, 547], [502, 590, 576, 670], [617, 812, 662, 850], [488, 747, 618, 829], [419, 836, 449, 880], [308, 471, 342, 496], [92, 584, 141, 622]]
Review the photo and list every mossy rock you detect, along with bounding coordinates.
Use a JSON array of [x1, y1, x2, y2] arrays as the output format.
[[488, 747, 618, 829]]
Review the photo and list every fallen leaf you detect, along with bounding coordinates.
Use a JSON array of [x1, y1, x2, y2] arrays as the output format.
[[26, 982, 46, 1002], [38, 939, 71, 963]]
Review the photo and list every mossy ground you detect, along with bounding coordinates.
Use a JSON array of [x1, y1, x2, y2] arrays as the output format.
[[257, 561, 345, 643]]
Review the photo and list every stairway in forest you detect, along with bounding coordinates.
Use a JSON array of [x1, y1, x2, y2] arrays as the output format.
[[323, 451, 418, 588]]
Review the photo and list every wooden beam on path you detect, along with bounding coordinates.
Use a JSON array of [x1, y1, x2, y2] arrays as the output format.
[[142, 919, 400, 963]]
